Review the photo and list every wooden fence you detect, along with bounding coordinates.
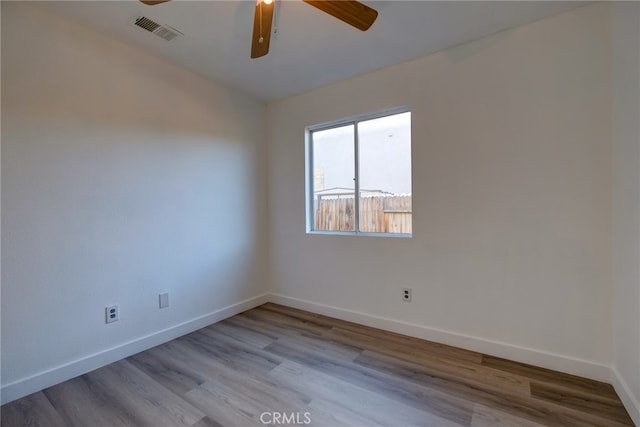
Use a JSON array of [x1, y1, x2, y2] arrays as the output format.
[[314, 195, 412, 234]]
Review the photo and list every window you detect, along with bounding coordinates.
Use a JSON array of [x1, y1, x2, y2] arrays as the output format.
[[306, 109, 412, 236]]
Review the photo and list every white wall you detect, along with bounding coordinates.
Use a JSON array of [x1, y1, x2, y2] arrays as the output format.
[[1, 2, 267, 403], [3, 0, 635, 416], [267, 3, 613, 379], [611, 1, 640, 424]]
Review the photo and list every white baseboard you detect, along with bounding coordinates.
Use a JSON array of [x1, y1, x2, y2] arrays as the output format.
[[0, 293, 270, 405], [268, 293, 612, 383], [2, 291, 625, 416], [611, 366, 640, 426]]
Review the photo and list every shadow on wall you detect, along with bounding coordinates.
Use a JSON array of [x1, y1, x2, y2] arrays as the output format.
[[1, 2, 266, 394]]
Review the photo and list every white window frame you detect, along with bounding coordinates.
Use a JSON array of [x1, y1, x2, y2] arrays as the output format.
[[305, 106, 412, 238]]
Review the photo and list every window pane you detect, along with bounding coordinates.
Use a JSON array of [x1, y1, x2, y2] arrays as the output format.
[[312, 124, 355, 231], [357, 112, 412, 234]]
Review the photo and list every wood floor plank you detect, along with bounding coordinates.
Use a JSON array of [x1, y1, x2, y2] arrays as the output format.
[[354, 349, 631, 427], [44, 374, 140, 426], [270, 360, 466, 427], [181, 358, 309, 427], [128, 345, 206, 396], [306, 397, 387, 427], [87, 359, 205, 427], [325, 326, 482, 365], [265, 338, 475, 425], [471, 404, 548, 427], [530, 380, 633, 425], [193, 357, 312, 414], [222, 314, 365, 363], [481, 355, 618, 400], [355, 349, 531, 397], [179, 329, 282, 375], [274, 335, 363, 363], [264, 303, 483, 364], [325, 325, 533, 398], [189, 416, 225, 427], [133, 334, 283, 402], [1, 392, 66, 427], [224, 314, 281, 340], [2, 303, 634, 427], [260, 302, 371, 332], [183, 383, 266, 427], [206, 318, 278, 348], [241, 306, 332, 336]]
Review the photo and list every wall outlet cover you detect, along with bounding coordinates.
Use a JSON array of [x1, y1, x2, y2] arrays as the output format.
[[106, 304, 119, 323], [159, 292, 170, 309]]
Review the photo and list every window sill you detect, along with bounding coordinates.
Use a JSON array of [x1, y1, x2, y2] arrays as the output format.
[[306, 230, 412, 238]]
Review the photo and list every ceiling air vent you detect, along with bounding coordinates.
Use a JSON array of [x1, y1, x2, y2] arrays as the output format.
[[134, 16, 182, 41]]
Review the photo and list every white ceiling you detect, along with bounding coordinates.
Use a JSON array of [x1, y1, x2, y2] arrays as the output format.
[[34, 1, 588, 102]]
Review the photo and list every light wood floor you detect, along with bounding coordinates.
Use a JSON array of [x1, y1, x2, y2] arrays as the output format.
[[1, 303, 634, 426]]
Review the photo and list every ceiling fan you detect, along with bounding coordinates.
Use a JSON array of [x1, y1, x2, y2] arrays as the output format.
[[139, 0, 378, 59]]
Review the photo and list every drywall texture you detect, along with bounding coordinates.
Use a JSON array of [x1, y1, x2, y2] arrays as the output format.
[[267, 4, 612, 370], [1, 2, 267, 391], [612, 1, 640, 421]]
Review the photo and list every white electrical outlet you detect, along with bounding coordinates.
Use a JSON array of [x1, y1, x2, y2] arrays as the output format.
[[159, 292, 170, 309], [106, 304, 119, 323], [402, 288, 412, 302]]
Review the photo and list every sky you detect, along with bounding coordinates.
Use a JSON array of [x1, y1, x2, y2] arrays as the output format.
[[311, 111, 411, 195]]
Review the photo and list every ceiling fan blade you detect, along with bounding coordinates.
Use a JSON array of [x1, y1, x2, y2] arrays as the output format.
[[303, 0, 377, 31], [139, 0, 171, 5], [251, 1, 276, 59]]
